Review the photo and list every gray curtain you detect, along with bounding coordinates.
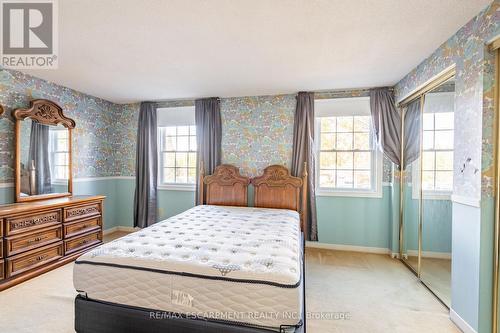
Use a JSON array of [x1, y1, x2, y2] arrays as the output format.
[[195, 97, 222, 205], [28, 121, 51, 195], [370, 88, 401, 167], [133, 102, 158, 228], [291, 92, 317, 241], [403, 99, 421, 169]]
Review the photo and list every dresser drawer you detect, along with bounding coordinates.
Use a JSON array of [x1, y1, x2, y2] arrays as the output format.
[[5, 210, 61, 236], [0, 240, 3, 259], [5, 225, 63, 257], [0, 259, 4, 280], [64, 230, 101, 255], [6, 242, 63, 278], [64, 217, 101, 238], [64, 202, 101, 223]]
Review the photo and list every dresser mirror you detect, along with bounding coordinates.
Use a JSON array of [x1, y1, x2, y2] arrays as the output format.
[[14, 99, 75, 202]]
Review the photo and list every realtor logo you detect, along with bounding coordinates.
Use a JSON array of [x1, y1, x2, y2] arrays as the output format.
[[1, 0, 58, 68]]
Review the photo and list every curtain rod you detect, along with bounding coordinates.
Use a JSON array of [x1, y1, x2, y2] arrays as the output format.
[[152, 87, 394, 105]]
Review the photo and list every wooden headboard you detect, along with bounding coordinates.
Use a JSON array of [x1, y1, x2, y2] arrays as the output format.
[[199, 164, 250, 207], [251, 164, 308, 231]]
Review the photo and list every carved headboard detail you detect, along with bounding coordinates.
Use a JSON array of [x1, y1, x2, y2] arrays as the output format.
[[13, 99, 76, 129], [251, 164, 308, 233], [200, 164, 250, 207]]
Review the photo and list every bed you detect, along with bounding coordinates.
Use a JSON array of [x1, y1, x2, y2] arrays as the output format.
[[73, 164, 307, 333]]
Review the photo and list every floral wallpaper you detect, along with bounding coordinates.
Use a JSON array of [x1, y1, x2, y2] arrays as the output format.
[[0, 71, 395, 184], [0, 68, 121, 183], [394, 0, 500, 198], [115, 91, 396, 181], [112, 102, 139, 177], [221, 95, 295, 177]]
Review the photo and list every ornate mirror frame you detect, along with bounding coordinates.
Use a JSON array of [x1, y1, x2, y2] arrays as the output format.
[[13, 99, 76, 202]]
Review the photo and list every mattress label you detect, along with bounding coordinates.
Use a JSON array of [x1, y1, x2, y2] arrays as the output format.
[[171, 290, 194, 308]]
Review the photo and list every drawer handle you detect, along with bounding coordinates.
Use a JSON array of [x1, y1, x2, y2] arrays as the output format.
[[79, 224, 88, 230], [78, 239, 89, 246], [27, 236, 46, 244], [28, 254, 47, 264]]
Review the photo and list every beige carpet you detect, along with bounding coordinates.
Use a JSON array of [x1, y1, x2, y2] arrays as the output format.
[[0, 233, 459, 333], [420, 257, 452, 307], [405, 255, 452, 307]]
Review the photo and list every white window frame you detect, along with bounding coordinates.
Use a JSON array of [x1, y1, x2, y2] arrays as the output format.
[[157, 106, 196, 192], [314, 97, 383, 198], [411, 92, 454, 201], [48, 127, 69, 185], [411, 160, 452, 201]]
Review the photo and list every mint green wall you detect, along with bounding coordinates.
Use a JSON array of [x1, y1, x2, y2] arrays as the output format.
[[402, 184, 419, 253], [106, 181, 399, 251], [115, 179, 135, 228], [0, 187, 14, 204], [452, 202, 481, 331], [158, 190, 196, 221], [58, 179, 398, 252], [389, 181, 400, 254], [73, 179, 118, 229], [316, 186, 391, 249], [422, 199, 452, 253], [402, 188, 452, 254], [479, 198, 494, 333], [111, 179, 196, 228]]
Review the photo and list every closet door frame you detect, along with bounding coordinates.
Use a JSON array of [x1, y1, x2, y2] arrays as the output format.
[[397, 67, 455, 284], [490, 40, 500, 333]]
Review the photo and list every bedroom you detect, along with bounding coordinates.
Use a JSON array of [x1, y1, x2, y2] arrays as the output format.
[[0, 0, 499, 332]]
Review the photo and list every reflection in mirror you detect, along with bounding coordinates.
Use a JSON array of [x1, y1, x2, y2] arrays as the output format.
[[19, 119, 70, 197], [402, 98, 422, 273], [420, 78, 454, 307]]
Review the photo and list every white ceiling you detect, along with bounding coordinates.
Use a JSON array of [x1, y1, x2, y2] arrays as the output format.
[[22, 0, 491, 104]]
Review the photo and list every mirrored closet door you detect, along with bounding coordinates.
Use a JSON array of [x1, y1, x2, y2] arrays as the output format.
[[401, 98, 422, 274], [420, 79, 454, 306], [400, 71, 455, 308]]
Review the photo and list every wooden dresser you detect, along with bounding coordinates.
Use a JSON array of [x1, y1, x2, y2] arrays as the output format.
[[0, 195, 105, 291]]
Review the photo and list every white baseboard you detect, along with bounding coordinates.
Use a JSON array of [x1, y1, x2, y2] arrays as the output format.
[[103, 226, 138, 235], [103, 227, 118, 235], [306, 241, 390, 254], [407, 249, 451, 259], [450, 308, 477, 333]]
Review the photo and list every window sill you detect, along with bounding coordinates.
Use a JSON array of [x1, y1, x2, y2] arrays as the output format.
[[158, 184, 195, 192], [316, 189, 383, 199]]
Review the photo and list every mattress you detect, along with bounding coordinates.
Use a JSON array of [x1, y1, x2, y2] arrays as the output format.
[[73, 205, 303, 331]]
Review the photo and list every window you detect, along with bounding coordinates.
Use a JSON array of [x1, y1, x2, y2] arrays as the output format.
[[159, 126, 197, 185], [157, 106, 197, 188], [421, 112, 454, 192], [315, 97, 382, 197], [411, 90, 454, 199], [49, 128, 69, 180]]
